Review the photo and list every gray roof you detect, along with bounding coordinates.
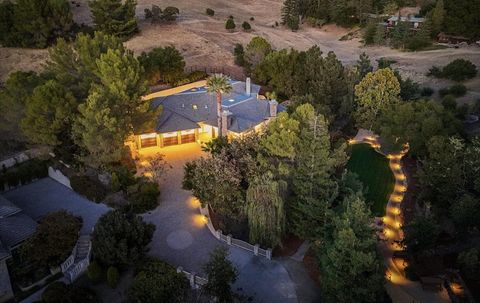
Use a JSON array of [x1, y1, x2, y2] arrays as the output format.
[[0, 213, 37, 248], [3, 178, 110, 235], [388, 16, 425, 23], [0, 195, 37, 260], [0, 195, 21, 218], [151, 80, 283, 133]]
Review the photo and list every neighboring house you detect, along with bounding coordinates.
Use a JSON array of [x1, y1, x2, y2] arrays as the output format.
[[128, 78, 282, 151], [387, 15, 425, 30], [437, 33, 471, 44], [0, 196, 37, 303]]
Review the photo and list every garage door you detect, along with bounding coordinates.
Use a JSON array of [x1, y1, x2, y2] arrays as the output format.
[[140, 133, 157, 148], [181, 134, 196, 144], [141, 137, 157, 148], [163, 136, 179, 147]]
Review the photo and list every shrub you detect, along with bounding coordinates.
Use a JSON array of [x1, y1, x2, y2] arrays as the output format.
[[129, 181, 160, 213], [129, 258, 188, 303], [139, 46, 185, 85], [0, 158, 49, 189], [242, 21, 251, 31], [250, 17, 254, 21], [92, 210, 155, 268], [442, 95, 457, 111], [439, 84, 467, 97], [206, 8, 214, 16], [111, 166, 136, 191], [225, 18, 236, 31], [427, 66, 442, 77], [70, 175, 107, 202], [233, 43, 245, 66], [438, 87, 450, 97], [442, 59, 477, 81], [42, 282, 97, 303], [174, 70, 209, 86], [23, 211, 82, 268], [449, 84, 467, 97], [428, 59, 478, 81], [377, 58, 397, 69], [87, 261, 103, 283], [107, 266, 120, 288], [420, 87, 434, 97]]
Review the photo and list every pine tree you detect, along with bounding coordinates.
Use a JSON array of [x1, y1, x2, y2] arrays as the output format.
[[319, 195, 384, 303], [89, 0, 138, 38], [21, 80, 78, 146], [429, 0, 445, 37], [73, 49, 149, 167], [289, 104, 346, 239], [356, 52, 373, 79], [282, 0, 300, 31]]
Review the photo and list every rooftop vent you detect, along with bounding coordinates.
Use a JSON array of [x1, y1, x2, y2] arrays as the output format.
[[192, 104, 198, 110]]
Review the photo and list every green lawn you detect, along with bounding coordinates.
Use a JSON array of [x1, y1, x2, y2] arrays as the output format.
[[346, 143, 395, 217]]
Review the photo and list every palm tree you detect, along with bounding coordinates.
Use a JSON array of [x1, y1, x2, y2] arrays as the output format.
[[206, 74, 233, 137]]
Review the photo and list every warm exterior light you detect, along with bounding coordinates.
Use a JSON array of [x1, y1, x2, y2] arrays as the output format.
[[192, 214, 207, 228]]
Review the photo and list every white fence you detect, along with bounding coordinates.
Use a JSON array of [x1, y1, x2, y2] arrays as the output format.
[[200, 206, 272, 259], [177, 267, 208, 289], [48, 166, 71, 189]]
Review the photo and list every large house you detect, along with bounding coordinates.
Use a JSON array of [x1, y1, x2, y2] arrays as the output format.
[[129, 78, 282, 151]]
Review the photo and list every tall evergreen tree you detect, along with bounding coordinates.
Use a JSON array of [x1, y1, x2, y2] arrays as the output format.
[[290, 104, 346, 239], [356, 52, 373, 80], [21, 80, 78, 146], [319, 195, 384, 303], [0, 71, 44, 140], [89, 0, 138, 38], [282, 0, 300, 30], [73, 49, 149, 167], [0, 0, 74, 48], [429, 0, 445, 37]]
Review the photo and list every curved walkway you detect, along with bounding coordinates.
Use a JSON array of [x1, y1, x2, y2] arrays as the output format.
[[139, 144, 300, 303], [351, 130, 450, 303]]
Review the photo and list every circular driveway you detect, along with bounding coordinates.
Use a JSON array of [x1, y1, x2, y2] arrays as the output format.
[[140, 143, 298, 303]]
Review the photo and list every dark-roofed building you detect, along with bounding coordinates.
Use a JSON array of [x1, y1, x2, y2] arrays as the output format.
[[0, 196, 37, 303], [129, 78, 283, 150]]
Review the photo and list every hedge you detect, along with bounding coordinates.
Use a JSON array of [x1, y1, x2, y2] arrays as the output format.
[[70, 175, 107, 202], [0, 159, 49, 189]]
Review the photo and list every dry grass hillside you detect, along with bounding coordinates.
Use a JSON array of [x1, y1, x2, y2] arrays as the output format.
[[1, 0, 479, 97]]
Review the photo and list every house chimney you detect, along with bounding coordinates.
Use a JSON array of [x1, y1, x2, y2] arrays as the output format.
[[269, 100, 278, 117], [221, 110, 232, 137], [246, 77, 251, 96]]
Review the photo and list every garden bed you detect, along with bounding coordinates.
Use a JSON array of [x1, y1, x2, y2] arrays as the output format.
[[346, 143, 395, 216]]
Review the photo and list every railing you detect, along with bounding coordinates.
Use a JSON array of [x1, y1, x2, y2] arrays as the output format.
[[60, 254, 75, 273], [66, 259, 89, 282], [177, 267, 208, 289], [201, 206, 272, 259]]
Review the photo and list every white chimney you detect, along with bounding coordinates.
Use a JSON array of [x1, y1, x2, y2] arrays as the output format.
[[269, 100, 278, 117], [221, 110, 232, 137], [246, 77, 251, 96]]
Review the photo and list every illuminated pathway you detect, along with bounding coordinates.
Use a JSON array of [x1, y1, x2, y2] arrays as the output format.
[[350, 130, 450, 303]]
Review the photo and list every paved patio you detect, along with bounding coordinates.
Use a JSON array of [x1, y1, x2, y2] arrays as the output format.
[[3, 178, 110, 235], [139, 143, 300, 303]]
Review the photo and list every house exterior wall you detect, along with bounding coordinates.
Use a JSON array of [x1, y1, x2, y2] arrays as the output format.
[[0, 259, 14, 303]]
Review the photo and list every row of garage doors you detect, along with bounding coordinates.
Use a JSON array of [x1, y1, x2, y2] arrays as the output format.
[[140, 130, 196, 148]]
